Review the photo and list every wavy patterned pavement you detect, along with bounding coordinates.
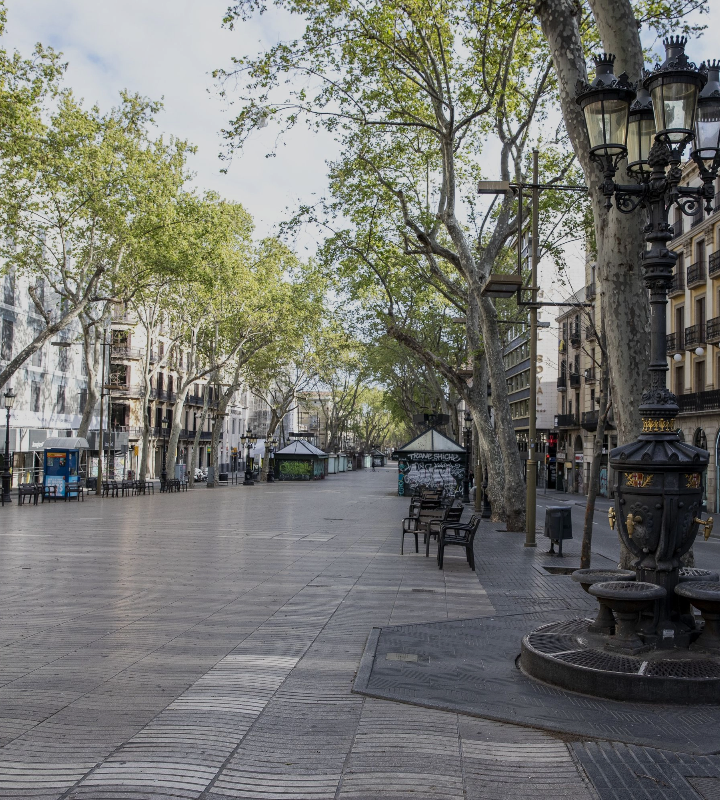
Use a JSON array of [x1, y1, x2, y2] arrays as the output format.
[[0, 470, 597, 799]]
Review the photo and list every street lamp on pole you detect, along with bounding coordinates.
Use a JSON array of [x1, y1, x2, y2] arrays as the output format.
[[2, 387, 16, 503], [574, 38, 717, 641], [462, 411, 472, 503], [265, 436, 278, 482], [241, 427, 257, 486], [160, 416, 169, 492]]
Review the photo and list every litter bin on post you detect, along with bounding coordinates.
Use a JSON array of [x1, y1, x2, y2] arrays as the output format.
[[544, 506, 572, 557]]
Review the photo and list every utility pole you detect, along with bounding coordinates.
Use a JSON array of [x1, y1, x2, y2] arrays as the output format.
[[96, 330, 107, 495], [525, 149, 539, 548]]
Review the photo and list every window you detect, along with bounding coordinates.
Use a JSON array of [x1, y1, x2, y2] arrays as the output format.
[[58, 346, 69, 372], [31, 341, 42, 368], [56, 386, 65, 414], [79, 388, 87, 414], [696, 296, 706, 328], [1, 319, 13, 360], [697, 239, 706, 267], [31, 382, 41, 413], [676, 305, 685, 344], [695, 360, 706, 393], [232, 418, 236, 434], [3, 270, 15, 305], [675, 365, 685, 395]]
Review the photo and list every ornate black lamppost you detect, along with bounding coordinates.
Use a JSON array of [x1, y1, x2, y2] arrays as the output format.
[[462, 411, 472, 503], [574, 37, 717, 642], [241, 427, 257, 486], [160, 415, 169, 492], [265, 436, 278, 482], [2, 387, 16, 504]]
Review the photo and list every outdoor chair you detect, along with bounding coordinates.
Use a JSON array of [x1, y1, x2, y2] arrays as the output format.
[[65, 483, 84, 502], [120, 480, 134, 497], [18, 484, 42, 506], [43, 485, 59, 502], [437, 514, 481, 570], [401, 504, 422, 554], [425, 501, 464, 557]]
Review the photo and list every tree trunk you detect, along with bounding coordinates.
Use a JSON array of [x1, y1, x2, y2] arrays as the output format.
[[77, 320, 101, 439], [166, 384, 189, 478], [581, 358, 610, 569], [189, 391, 210, 488], [535, 0, 649, 445]]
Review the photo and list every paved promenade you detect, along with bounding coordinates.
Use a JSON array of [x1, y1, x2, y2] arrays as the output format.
[[0, 469, 718, 798]]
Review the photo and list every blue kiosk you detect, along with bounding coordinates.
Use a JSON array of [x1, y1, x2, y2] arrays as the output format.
[[43, 437, 89, 499]]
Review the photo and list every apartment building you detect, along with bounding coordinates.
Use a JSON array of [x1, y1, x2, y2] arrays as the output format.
[[0, 269, 94, 485], [502, 313, 559, 484], [554, 278, 616, 496], [665, 165, 720, 511]]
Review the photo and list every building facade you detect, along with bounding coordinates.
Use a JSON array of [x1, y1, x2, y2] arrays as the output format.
[[665, 165, 720, 511], [554, 278, 617, 496]]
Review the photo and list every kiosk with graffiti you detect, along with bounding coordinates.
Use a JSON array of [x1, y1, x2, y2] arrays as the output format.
[[393, 428, 467, 496]]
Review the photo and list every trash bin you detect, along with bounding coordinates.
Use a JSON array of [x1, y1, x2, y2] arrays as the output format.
[[218, 472, 228, 483], [544, 506, 572, 557]]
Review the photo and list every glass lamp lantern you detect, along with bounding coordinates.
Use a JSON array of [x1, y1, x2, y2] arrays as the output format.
[[693, 60, 720, 172], [576, 53, 636, 159], [644, 37, 706, 145], [3, 388, 15, 410], [627, 87, 656, 177]]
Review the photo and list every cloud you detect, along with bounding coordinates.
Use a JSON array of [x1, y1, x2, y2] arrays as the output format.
[[3, 0, 339, 240]]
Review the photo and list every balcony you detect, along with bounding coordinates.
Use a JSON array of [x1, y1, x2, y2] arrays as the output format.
[[668, 269, 685, 297], [710, 251, 720, 278], [111, 345, 143, 360], [569, 372, 581, 389], [667, 332, 684, 355], [581, 408, 615, 432], [678, 390, 720, 415], [586, 324, 597, 341], [585, 282, 596, 300], [179, 428, 212, 440], [555, 414, 578, 429], [685, 323, 706, 349], [584, 368, 596, 383], [582, 410, 599, 431], [569, 326, 581, 348], [687, 260, 706, 288], [708, 316, 720, 344], [557, 375, 567, 391], [104, 383, 144, 399]]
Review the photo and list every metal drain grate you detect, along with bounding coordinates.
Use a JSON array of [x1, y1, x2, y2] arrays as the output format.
[[556, 648, 642, 674], [548, 619, 591, 635], [526, 632, 580, 654], [645, 660, 720, 679], [687, 777, 720, 799]]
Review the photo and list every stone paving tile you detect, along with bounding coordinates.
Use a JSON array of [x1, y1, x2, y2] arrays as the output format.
[[0, 471, 655, 799]]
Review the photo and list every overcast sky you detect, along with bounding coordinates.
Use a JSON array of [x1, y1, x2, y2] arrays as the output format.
[[3, 0, 718, 254]]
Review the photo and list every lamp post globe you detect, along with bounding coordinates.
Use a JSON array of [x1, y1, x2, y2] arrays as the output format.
[[2, 387, 16, 504], [160, 416, 169, 492]]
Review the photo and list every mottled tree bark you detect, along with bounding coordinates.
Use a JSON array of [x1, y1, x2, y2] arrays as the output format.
[[535, 0, 650, 445]]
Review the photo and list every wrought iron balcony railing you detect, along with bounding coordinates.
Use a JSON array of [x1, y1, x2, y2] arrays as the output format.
[[687, 260, 706, 287], [666, 332, 684, 354], [684, 323, 706, 349]]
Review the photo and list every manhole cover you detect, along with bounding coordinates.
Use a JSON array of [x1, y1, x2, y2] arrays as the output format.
[[386, 652, 419, 663], [687, 777, 720, 799], [542, 565, 579, 575]]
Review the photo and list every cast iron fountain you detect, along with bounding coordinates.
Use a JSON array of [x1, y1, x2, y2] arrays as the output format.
[[521, 39, 720, 703]]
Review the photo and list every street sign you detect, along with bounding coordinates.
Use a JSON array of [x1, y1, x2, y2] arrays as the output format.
[[477, 180, 511, 194]]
